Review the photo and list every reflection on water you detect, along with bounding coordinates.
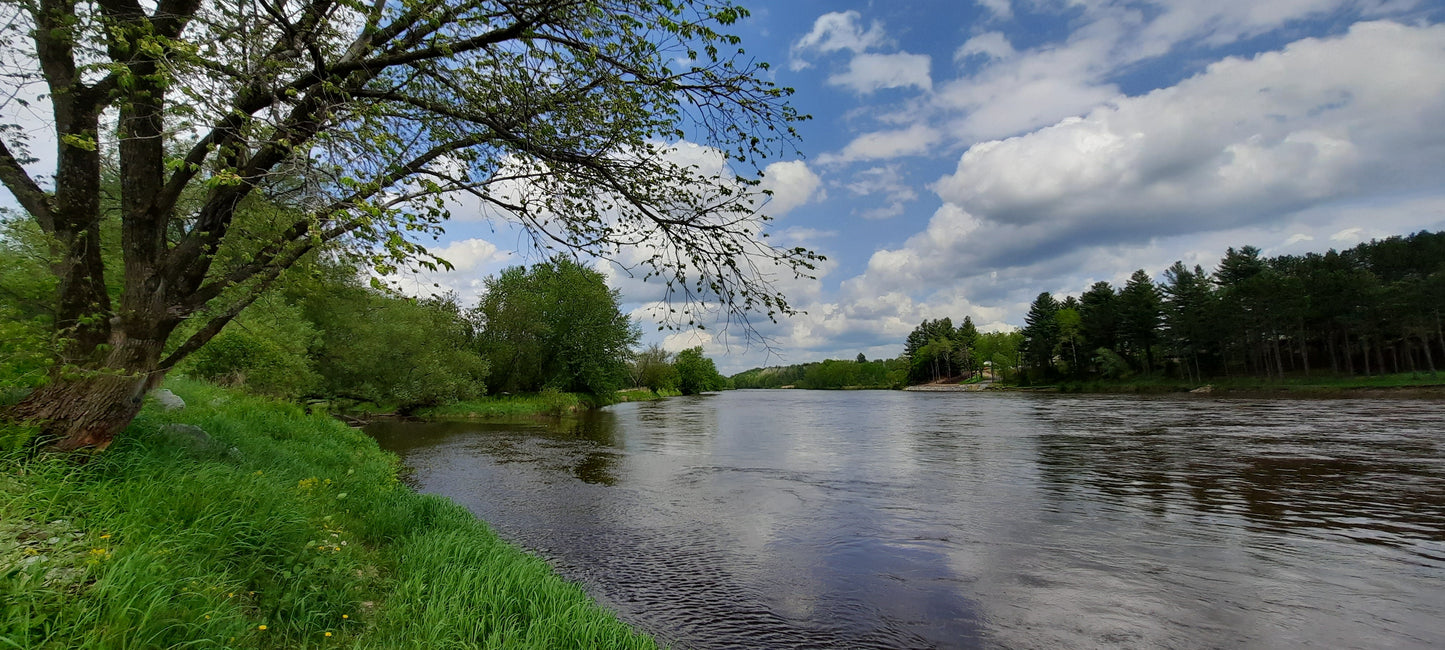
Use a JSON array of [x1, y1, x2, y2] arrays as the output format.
[[366, 391, 1445, 649]]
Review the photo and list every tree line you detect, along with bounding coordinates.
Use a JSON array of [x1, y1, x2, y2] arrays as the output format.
[[731, 355, 910, 390], [0, 214, 728, 413], [997, 231, 1444, 383]]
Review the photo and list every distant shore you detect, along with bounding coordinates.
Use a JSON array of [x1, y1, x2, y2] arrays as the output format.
[[903, 373, 1445, 398]]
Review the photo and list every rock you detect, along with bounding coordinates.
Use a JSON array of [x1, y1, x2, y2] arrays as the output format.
[[160, 423, 212, 447], [150, 388, 185, 411]]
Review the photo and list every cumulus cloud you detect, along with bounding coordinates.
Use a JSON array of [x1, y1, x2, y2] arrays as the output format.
[[935, 21, 1445, 236], [790, 11, 887, 70], [758, 160, 823, 217], [827, 52, 934, 94], [925, 0, 1415, 144], [739, 21, 1445, 369], [817, 123, 940, 164]]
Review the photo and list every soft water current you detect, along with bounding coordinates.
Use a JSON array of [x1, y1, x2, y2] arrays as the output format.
[[366, 390, 1445, 649]]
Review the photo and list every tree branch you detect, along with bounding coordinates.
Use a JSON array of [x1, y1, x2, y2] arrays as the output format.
[[0, 139, 52, 231]]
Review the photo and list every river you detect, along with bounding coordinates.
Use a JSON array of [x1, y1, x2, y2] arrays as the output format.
[[365, 390, 1445, 649]]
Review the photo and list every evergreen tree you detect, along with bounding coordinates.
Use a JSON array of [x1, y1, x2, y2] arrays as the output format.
[[1118, 270, 1163, 375], [1022, 292, 1061, 379]]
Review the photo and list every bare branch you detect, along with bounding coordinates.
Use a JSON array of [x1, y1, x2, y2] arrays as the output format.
[[0, 138, 51, 230]]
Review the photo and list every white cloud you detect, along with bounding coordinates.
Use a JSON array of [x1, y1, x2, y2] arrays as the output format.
[[827, 52, 934, 94], [430, 238, 509, 272], [1331, 227, 1365, 242], [772, 226, 837, 245], [817, 123, 940, 164], [976, 0, 1012, 20], [758, 160, 822, 217], [935, 22, 1445, 234], [844, 165, 919, 220], [735, 21, 1445, 368], [955, 32, 1017, 64], [790, 11, 887, 70]]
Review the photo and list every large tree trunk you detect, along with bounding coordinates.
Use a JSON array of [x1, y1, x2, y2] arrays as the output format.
[[9, 334, 167, 451]]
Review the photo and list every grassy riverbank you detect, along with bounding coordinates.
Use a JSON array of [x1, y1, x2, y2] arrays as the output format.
[[416, 387, 683, 421], [0, 379, 655, 649]]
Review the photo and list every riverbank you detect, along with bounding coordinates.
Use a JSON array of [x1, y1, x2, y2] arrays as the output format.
[[0, 379, 655, 649], [414, 388, 683, 421], [899, 372, 1445, 397]]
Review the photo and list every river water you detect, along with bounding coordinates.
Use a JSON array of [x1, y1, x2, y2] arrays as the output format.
[[366, 390, 1445, 649]]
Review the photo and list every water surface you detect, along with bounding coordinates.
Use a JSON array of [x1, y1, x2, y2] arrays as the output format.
[[367, 390, 1445, 649]]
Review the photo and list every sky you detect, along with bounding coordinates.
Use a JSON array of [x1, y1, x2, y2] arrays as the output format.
[[502, 0, 1445, 373], [7, 0, 1445, 374]]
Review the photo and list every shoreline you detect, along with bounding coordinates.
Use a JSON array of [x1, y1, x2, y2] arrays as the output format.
[[903, 376, 1445, 398], [0, 380, 656, 648]]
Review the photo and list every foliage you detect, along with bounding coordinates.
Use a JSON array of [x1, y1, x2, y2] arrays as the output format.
[[178, 295, 320, 398], [904, 317, 977, 383], [0, 379, 654, 648], [309, 290, 489, 410], [0, 216, 57, 401], [674, 347, 728, 394], [418, 392, 587, 421], [629, 344, 680, 393], [1021, 293, 1061, 380], [476, 257, 639, 396], [918, 230, 1445, 385], [0, 0, 817, 449]]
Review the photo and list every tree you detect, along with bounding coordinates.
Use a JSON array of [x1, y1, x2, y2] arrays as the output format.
[[1160, 261, 1216, 382], [1022, 292, 1060, 379], [1055, 307, 1083, 377], [674, 346, 725, 394], [630, 343, 679, 392], [1118, 270, 1162, 375], [1079, 281, 1119, 373], [476, 257, 638, 395], [0, 0, 817, 449]]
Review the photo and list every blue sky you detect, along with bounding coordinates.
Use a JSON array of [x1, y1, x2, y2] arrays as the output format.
[[6, 0, 1445, 374], [510, 0, 1445, 372]]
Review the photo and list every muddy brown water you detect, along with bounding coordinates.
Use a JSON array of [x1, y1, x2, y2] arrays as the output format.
[[366, 390, 1445, 649]]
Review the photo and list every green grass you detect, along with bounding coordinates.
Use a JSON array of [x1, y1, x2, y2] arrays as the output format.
[[418, 387, 687, 420], [0, 379, 655, 649], [611, 388, 682, 403], [415, 389, 585, 420], [1055, 371, 1445, 394]]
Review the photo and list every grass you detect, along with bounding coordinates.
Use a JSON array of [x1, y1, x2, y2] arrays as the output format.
[[1055, 371, 1445, 394], [418, 387, 686, 420], [611, 388, 682, 403], [415, 389, 585, 420], [0, 378, 656, 649]]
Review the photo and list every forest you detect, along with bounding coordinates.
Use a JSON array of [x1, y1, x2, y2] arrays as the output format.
[[903, 231, 1445, 385]]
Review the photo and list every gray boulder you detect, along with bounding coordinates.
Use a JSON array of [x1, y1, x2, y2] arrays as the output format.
[[150, 388, 185, 411], [157, 423, 241, 461]]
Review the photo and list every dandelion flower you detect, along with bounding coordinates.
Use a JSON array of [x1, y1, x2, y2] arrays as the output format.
[[100, 534, 111, 539], [258, 625, 267, 631], [325, 632, 332, 637], [342, 615, 349, 620]]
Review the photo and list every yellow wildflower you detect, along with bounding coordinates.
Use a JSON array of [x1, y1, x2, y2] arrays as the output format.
[[258, 625, 267, 631], [100, 534, 111, 539], [325, 632, 332, 637]]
